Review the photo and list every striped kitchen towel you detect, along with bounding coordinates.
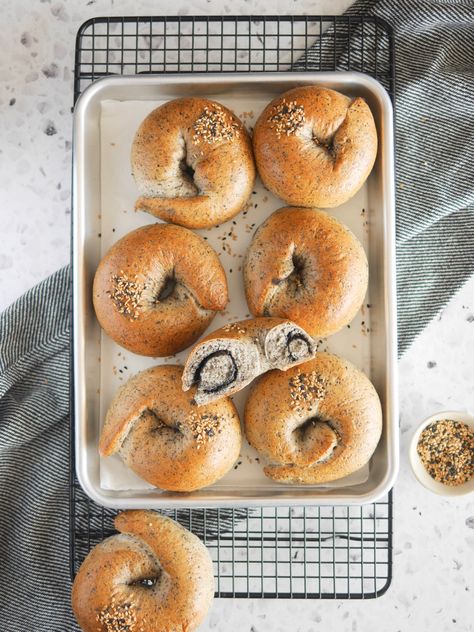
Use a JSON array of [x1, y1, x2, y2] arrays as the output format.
[[1, 2, 474, 629]]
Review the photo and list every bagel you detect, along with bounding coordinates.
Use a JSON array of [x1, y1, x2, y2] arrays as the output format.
[[131, 97, 256, 229], [93, 223, 228, 357], [72, 510, 214, 632], [244, 207, 368, 338], [244, 353, 382, 484], [182, 317, 317, 405], [252, 86, 377, 208], [99, 365, 241, 492]]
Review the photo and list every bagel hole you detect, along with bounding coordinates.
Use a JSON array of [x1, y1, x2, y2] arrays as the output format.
[[293, 416, 338, 441], [284, 252, 306, 297], [157, 275, 176, 302], [312, 135, 335, 157], [194, 350, 238, 394], [290, 417, 339, 466], [129, 570, 161, 588], [143, 410, 182, 436], [293, 416, 324, 439], [179, 158, 196, 184]]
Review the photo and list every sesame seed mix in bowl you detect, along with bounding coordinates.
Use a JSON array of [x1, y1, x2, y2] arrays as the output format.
[[416, 419, 474, 486]]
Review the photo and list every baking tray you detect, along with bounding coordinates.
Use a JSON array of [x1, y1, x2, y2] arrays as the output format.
[[73, 71, 398, 509]]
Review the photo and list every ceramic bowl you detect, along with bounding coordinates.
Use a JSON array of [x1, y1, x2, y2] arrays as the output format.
[[409, 410, 474, 496]]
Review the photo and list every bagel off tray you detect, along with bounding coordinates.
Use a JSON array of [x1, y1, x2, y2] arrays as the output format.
[[73, 72, 398, 509]]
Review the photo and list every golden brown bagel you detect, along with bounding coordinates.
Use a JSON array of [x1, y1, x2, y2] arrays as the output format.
[[72, 510, 214, 632], [99, 365, 241, 492], [182, 317, 317, 405], [244, 207, 368, 338], [244, 353, 382, 484], [93, 223, 228, 357], [131, 97, 256, 228], [252, 86, 377, 208]]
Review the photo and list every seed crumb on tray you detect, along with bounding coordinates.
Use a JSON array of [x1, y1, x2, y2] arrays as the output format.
[[417, 419, 474, 486]]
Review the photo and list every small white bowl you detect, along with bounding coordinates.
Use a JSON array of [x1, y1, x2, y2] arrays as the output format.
[[409, 410, 474, 496]]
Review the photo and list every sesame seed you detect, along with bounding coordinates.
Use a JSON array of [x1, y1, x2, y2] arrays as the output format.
[[187, 412, 223, 449], [192, 105, 240, 145], [97, 602, 139, 632], [107, 273, 143, 320], [288, 371, 326, 412], [222, 322, 247, 335], [417, 419, 474, 486], [267, 99, 305, 138]]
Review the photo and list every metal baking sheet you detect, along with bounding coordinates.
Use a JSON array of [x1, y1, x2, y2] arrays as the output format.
[[73, 72, 398, 509]]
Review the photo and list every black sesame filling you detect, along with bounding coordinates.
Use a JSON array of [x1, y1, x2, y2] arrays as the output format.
[[194, 350, 238, 394], [286, 332, 311, 362]]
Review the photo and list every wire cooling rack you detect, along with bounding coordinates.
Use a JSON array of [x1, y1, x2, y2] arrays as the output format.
[[70, 15, 395, 599]]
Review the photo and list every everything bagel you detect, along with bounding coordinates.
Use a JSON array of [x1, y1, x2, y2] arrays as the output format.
[[93, 223, 228, 357], [131, 97, 256, 228], [72, 510, 214, 632], [244, 353, 382, 484], [244, 207, 368, 338], [252, 86, 377, 208], [99, 365, 242, 492]]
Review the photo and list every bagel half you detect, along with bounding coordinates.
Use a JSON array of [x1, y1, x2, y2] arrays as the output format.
[[182, 317, 317, 405]]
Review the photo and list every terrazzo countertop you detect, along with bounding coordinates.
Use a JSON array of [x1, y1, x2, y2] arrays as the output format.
[[0, 1, 473, 630]]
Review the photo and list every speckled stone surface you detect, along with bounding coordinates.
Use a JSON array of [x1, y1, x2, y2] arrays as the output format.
[[0, 1, 473, 630]]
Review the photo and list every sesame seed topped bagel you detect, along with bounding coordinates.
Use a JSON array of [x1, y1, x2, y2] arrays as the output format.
[[71, 510, 215, 632], [93, 223, 228, 357], [244, 207, 368, 338], [131, 97, 256, 229], [252, 86, 377, 208], [244, 353, 382, 484], [99, 364, 242, 492]]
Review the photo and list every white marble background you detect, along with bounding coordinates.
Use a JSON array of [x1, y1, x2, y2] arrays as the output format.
[[0, 0, 473, 630]]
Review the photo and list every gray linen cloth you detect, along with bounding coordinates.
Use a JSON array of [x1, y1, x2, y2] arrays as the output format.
[[1, 2, 474, 629]]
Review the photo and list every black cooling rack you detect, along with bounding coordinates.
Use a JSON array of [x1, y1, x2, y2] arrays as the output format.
[[70, 15, 394, 599]]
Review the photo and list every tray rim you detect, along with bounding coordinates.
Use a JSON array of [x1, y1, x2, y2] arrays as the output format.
[[73, 70, 399, 509]]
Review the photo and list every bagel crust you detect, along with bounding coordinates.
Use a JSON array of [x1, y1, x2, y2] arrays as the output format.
[[131, 97, 256, 228], [244, 207, 368, 338], [72, 510, 214, 632], [252, 86, 377, 208], [93, 223, 228, 357], [99, 365, 242, 492], [244, 353, 382, 484]]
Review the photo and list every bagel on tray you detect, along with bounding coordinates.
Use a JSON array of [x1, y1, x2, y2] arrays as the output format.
[[131, 97, 256, 229], [244, 353, 382, 484], [72, 510, 214, 632], [252, 85, 377, 208], [244, 207, 368, 338], [99, 364, 242, 492], [93, 223, 228, 357], [182, 317, 317, 405]]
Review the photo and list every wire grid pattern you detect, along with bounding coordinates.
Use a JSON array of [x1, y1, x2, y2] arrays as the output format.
[[71, 15, 394, 599]]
